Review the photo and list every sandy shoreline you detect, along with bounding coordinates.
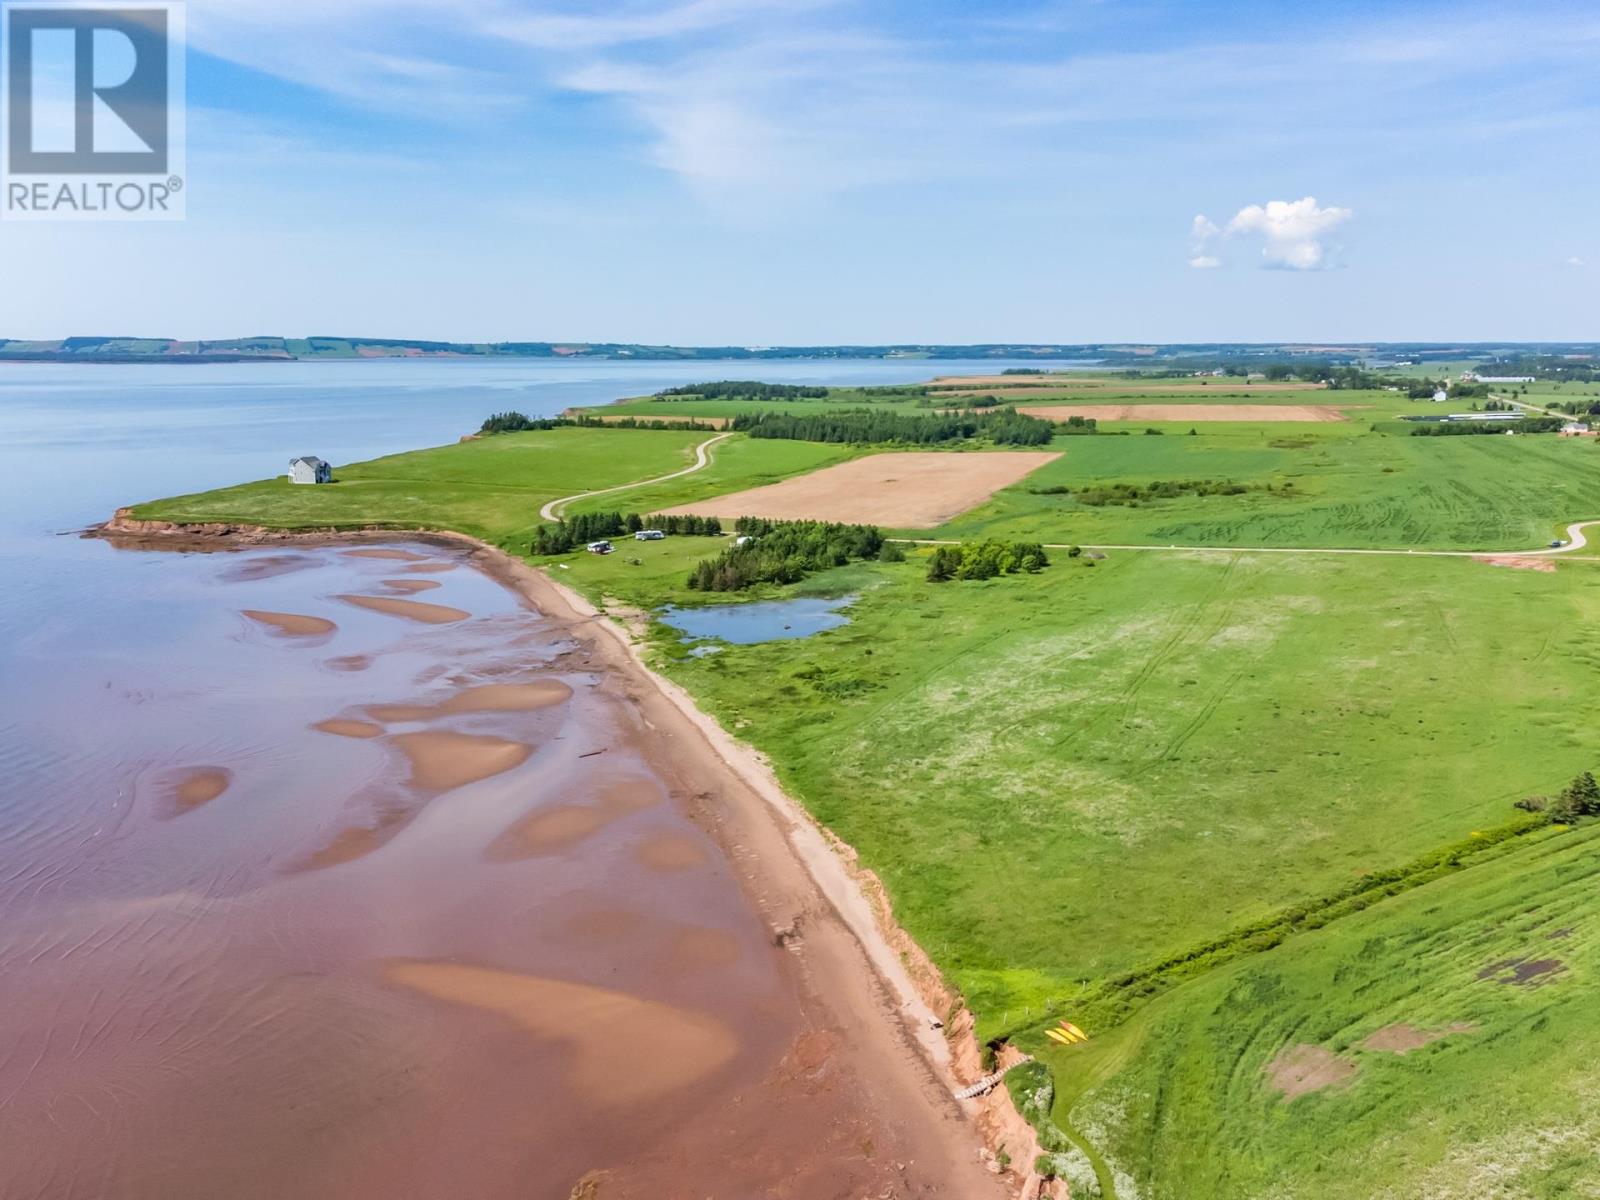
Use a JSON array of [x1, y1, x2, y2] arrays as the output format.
[[96, 513, 1034, 1196]]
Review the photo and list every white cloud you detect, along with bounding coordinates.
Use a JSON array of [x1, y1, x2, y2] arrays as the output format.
[[1188, 255, 1221, 270], [1567, 256, 1585, 268], [1189, 196, 1353, 271], [1226, 197, 1352, 269]]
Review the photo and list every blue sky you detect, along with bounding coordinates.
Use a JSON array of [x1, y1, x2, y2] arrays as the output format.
[[4, 0, 1598, 343]]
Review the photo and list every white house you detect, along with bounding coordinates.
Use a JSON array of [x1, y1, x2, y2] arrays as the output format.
[[289, 456, 332, 485], [1432, 389, 1449, 403]]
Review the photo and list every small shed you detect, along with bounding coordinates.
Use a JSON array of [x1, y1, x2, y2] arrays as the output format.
[[289, 456, 332, 485]]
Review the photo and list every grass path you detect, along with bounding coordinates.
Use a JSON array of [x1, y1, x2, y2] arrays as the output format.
[[538, 433, 734, 522]]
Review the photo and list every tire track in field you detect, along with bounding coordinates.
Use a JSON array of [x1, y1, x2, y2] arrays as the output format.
[[1114, 555, 1239, 735]]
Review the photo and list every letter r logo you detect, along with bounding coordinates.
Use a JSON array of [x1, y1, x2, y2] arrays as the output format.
[[5, 5, 168, 174]]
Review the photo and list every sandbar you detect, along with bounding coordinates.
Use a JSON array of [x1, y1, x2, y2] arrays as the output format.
[[391, 730, 532, 792], [337, 594, 469, 625], [385, 960, 739, 1106], [243, 609, 337, 637]]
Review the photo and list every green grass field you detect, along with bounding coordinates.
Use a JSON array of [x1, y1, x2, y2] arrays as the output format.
[[131, 426, 713, 547], [131, 373, 1600, 1199]]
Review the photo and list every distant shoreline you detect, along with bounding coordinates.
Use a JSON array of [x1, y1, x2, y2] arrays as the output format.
[[9, 336, 1590, 368]]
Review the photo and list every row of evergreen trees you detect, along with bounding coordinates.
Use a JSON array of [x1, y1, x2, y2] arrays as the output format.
[[688, 521, 886, 591], [481, 411, 718, 434], [481, 411, 567, 433], [657, 381, 828, 400], [530, 511, 724, 554], [926, 540, 1050, 581], [729, 407, 1056, 446]]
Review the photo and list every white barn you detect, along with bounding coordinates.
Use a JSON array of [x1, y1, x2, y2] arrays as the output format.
[[289, 456, 332, 485]]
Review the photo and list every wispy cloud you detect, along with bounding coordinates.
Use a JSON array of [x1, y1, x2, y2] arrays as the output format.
[[185, 1, 1600, 224]]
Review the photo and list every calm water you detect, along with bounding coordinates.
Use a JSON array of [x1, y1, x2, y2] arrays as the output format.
[[0, 357, 1036, 1198], [661, 595, 857, 644]]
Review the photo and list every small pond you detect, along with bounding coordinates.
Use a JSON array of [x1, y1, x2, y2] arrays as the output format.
[[660, 595, 856, 645]]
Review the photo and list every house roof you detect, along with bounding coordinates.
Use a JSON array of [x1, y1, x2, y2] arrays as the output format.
[[290, 456, 327, 467]]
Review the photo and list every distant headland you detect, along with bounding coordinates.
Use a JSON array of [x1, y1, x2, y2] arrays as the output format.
[[4, 336, 1597, 366]]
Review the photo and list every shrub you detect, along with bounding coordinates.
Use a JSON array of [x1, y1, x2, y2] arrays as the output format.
[[927, 540, 1050, 582]]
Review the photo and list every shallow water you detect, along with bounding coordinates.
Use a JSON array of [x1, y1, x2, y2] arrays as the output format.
[[0, 540, 812, 1198], [660, 595, 857, 644], [0, 358, 1032, 1197]]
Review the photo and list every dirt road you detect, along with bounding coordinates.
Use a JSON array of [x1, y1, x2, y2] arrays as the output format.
[[539, 433, 733, 522]]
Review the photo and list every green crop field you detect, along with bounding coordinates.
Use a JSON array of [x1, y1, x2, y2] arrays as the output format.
[[939, 429, 1600, 551], [132, 374, 1600, 1199]]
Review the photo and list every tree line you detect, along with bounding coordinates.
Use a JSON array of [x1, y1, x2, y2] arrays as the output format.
[[531, 511, 724, 554], [730, 407, 1057, 446], [656, 381, 828, 400], [688, 520, 887, 591], [1410, 417, 1563, 436], [926, 540, 1050, 581], [1550, 399, 1600, 416], [481, 411, 719, 434], [1478, 356, 1600, 383]]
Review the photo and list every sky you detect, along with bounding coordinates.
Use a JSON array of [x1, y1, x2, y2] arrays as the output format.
[[2, 0, 1598, 344]]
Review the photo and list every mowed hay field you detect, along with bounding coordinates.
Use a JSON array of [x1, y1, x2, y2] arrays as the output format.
[[660, 451, 1062, 528], [1036, 823, 1600, 1199]]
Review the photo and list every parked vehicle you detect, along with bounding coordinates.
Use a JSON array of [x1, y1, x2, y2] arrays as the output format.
[[635, 530, 666, 541], [586, 540, 615, 555]]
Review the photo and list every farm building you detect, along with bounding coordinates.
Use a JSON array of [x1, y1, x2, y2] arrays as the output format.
[[288, 456, 332, 485], [1560, 423, 1594, 437], [1441, 411, 1523, 423]]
